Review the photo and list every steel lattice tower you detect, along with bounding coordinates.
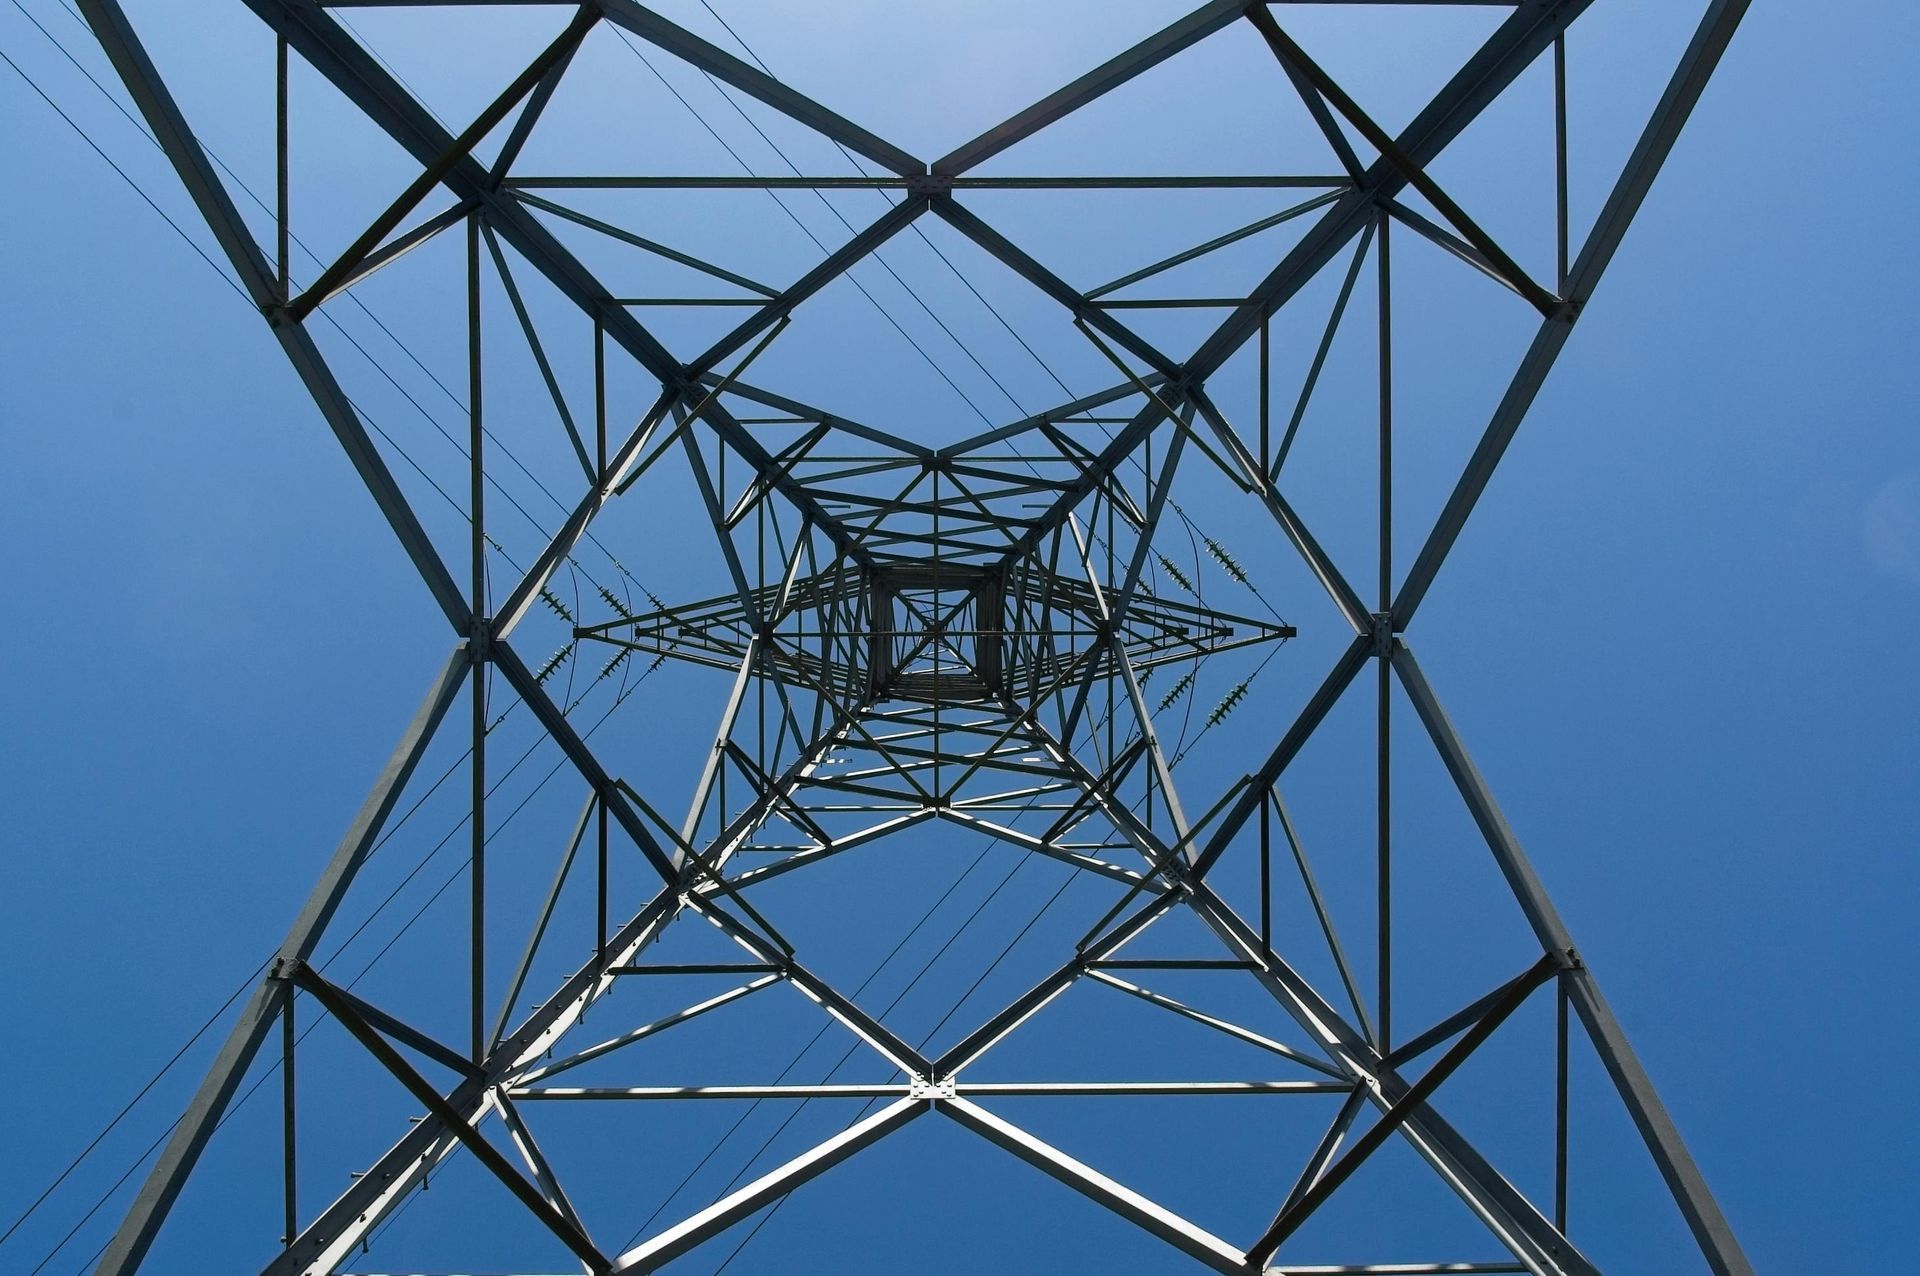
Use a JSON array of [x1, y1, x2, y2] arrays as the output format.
[[68, 1, 1753, 1272]]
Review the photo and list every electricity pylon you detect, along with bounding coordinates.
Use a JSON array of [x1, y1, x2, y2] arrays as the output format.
[[71, 1, 1754, 1272]]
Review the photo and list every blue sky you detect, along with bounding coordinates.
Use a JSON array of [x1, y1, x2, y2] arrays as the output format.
[[1, 1, 1916, 1272]]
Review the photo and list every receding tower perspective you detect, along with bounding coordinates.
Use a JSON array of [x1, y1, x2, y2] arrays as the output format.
[[34, 1, 1758, 1272]]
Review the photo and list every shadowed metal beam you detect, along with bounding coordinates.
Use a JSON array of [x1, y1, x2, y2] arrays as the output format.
[[491, 639, 682, 885], [1245, 4, 1557, 316], [1179, 880, 1597, 1275], [1189, 633, 1373, 879], [999, 1, 1595, 587], [1392, 0, 1754, 627], [931, 195, 1181, 380], [986, 728, 1596, 1273], [76, 0, 473, 635], [84, 646, 467, 1276], [1392, 643, 1752, 1275], [1247, 955, 1559, 1266], [1187, 0, 1592, 379], [933, 0, 1251, 176], [260, 717, 854, 1272], [514, 191, 780, 296], [599, 0, 923, 177], [293, 965, 611, 1273], [1085, 188, 1345, 299], [244, 0, 880, 580], [284, 6, 598, 320], [688, 195, 929, 376]]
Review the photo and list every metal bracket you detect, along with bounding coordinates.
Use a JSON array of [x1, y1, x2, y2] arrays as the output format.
[[909, 1075, 957, 1104], [1370, 611, 1395, 656]]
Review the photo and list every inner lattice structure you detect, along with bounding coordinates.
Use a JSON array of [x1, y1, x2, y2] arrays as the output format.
[[76, 1, 1753, 1273]]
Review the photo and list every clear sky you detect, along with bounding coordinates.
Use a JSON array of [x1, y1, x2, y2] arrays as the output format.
[[1, 2, 1915, 1273]]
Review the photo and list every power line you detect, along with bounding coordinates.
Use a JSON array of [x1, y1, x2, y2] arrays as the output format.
[[6, 8, 1282, 1265], [711, 833, 1087, 1272], [608, 28, 1002, 430], [704, 688, 1221, 1269], [49, 659, 661, 1276], [670, 4, 1275, 750], [693, 0, 1084, 418], [34, 0, 656, 610], [0, 39, 248, 304], [616, 799, 1026, 1248], [0, 32, 650, 1257], [0, 957, 263, 1254]]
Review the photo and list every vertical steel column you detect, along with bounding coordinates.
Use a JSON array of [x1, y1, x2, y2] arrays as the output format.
[[278, 994, 295, 1247], [1376, 211, 1394, 1052], [1556, 976, 1571, 1233], [1258, 314, 1270, 465], [594, 316, 607, 481], [274, 34, 287, 299], [1554, 34, 1570, 295], [468, 213, 488, 1064], [596, 796, 609, 971], [1259, 796, 1272, 957]]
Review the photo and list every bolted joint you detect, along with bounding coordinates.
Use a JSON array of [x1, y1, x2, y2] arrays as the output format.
[[468, 619, 494, 663], [1369, 611, 1396, 656], [905, 172, 953, 197], [908, 1074, 956, 1105]]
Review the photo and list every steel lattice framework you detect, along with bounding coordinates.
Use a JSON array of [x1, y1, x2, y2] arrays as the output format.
[[71, 1, 1753, 1272]]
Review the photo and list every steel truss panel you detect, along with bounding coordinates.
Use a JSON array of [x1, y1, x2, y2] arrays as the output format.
[[57, 0, 1756, 1272]]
